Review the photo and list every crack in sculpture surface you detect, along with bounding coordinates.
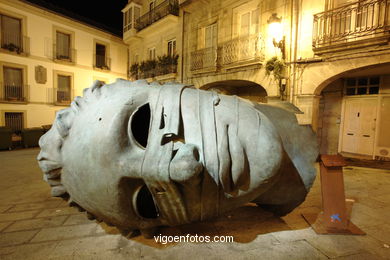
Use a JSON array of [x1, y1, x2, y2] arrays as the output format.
[[37, 79, 318, 235]]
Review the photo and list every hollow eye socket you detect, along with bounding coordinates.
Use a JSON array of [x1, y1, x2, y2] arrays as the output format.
[[130, 103, 151, 149]]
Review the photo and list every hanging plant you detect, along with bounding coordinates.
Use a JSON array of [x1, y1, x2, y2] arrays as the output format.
[[130, 62, 139, 79], [265, 56, 286, 80]]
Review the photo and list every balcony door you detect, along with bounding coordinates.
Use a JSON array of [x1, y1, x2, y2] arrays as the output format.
[[0, 14, 22, 51], [56, 31, 71, 60], [57, 75, 71, 103], [3, 67, 23, 101], [95, 43, 106, 68]]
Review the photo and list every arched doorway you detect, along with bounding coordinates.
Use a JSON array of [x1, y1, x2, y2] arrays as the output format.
[[316, 63, 390, 160], [201, 80, 267, 103]]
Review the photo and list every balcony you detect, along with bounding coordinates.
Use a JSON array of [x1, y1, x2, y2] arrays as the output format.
[[190, 34, 264, 73], [220, 35, 264, 67], [1, 33, 30, 55], [190, 47, 217, 72], [135, 0, 179, 31], [54, 88, 72, 106], [53, 44, 76, 63], [313, 0, 390, 54], [129, 55, 178, 80], [0, 83, 29, 103], [94, 54, 111, 70]]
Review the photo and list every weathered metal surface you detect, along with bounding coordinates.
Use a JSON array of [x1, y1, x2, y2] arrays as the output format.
[[37, 79, 318, 234], [303, 154, 365, 235]]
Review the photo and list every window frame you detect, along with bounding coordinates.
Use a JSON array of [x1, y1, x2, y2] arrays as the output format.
[[53, 70, 74, 106], [0, 61, 28, 103], [52, 26, 75, 64]]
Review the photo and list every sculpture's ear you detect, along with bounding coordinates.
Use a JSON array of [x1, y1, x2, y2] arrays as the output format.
[[267, 101, 304, 114], [254, 103, 318, 191]]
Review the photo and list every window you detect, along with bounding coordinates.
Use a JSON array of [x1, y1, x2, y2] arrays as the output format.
[[205, 23, 217, 49], [239, 9, 259, 36], [56, 31, 71, 60], [54, 72, 72, 105], [345, 77, 380, 96], [148, 47, 156, 60], [123, 5, 141, 31], [3, 67, 23, 101], [0, 14, 22, 53], [95, 43, 109, 69], [5, 112, 23, 135], [167, 39, 176, 56]]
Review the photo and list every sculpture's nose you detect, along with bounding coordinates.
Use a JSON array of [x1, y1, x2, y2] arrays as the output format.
[[169, 143, 203, 183]]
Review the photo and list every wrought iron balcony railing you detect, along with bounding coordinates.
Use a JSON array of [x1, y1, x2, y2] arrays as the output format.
[[135, 0, 179, 31], [190, 34, 264, 72], [313, 0, 390, 51], [190, 46, 218, 71], [1, 33, 30, 55], [0, 83, 29, 103], [54, 88, 72, 105], [220, 34, 264, 65], [53, 44, 76, 63], [94, 54, 111, 70]]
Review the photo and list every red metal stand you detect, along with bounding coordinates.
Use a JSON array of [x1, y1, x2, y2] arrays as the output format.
[[303, 154, 365, 235]]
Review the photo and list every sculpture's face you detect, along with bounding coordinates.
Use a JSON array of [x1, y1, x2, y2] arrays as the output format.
[[38, 80, 317, 232]]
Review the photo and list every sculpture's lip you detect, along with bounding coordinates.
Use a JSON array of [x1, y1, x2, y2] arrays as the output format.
[[37, 158, 62, 175], [146, 181, 190, 226]]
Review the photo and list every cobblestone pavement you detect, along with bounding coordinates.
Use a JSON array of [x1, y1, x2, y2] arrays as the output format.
[[0, 148, 389, 260]]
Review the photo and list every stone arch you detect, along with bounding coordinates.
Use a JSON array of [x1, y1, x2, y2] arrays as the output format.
[[312, 62, 390, 155], [313, 61, 390, 96], [299, 53, 390, 96], [189, 68, 277, 97], [200, 80, 268, 103]]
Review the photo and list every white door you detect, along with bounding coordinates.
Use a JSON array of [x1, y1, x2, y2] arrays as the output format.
[[341, 98, 377, 156]]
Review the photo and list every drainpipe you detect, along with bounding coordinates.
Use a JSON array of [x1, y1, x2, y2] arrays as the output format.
[[290, 0, 299, 104], [180, 10, 186, 83]]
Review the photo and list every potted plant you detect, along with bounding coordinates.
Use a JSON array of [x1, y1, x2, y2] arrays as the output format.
[[265, 56, 287, 99]]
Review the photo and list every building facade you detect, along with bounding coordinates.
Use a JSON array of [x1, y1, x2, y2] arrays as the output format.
[[0, 0, 128, 140], [123, 0, 180, 82], [123, 0, 390, 160]]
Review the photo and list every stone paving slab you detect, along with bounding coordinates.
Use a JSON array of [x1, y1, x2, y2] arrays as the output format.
[[0, 205, 12, 213], [0, 148, 389, 260], [0, 230, 39, 247], [35, 207, 79, 218], [31, 223, 105, 242], [7, 201, 62, 212], [305, 233, 388, 259], [4, 215, 68, 232], [62, 213, 92, 226], [0, 222, 12, 232], [0, 210, 40, 222], [335, 251, 386, 260], [245, 240, 328, 260]]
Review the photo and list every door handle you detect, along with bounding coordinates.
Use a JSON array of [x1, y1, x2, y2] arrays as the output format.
[[347, 133, 354, 136], [363, 135, 370, 137]]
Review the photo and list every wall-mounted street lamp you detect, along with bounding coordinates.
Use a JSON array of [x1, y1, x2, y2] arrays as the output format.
[[267, 13, 285, 60]]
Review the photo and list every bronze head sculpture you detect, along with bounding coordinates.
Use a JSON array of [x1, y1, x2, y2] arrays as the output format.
[[37, 79, 318, 236]]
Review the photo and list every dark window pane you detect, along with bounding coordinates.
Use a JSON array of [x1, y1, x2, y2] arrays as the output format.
[[346, 88, 355, 95], [358, 78, 368, 86], [369, 86, 379, 94], [357, 87, 367, 95], [370, 77, 379, 85], [346, 78, 356, 86]]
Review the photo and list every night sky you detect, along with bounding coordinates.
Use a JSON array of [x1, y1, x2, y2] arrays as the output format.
[[25, 0, 128, 36]]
